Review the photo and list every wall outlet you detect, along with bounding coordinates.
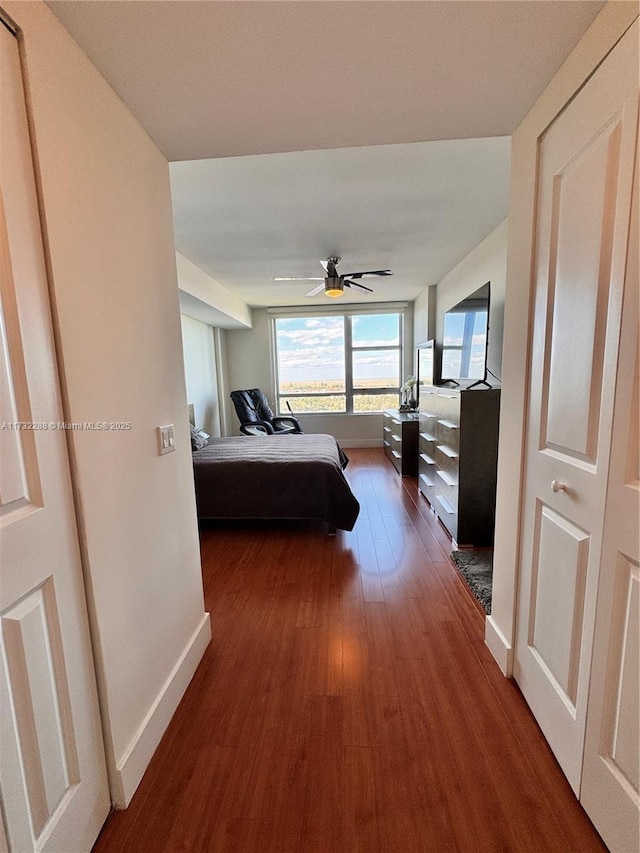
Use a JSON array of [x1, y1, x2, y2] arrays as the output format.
[[157, 424, 175, 455]]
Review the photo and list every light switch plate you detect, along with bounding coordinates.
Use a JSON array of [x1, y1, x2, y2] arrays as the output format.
[[157, 424, 175, 455]]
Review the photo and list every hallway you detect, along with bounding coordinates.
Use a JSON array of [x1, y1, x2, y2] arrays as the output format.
[[93, 449, 605, 852]]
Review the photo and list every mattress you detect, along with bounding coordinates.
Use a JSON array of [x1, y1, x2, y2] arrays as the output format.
[[192, 434, 360, 531]]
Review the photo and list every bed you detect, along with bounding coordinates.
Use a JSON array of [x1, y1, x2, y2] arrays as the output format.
[[191, 433, 360, 531]]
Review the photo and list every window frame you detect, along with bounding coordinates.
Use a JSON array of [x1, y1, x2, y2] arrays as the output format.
[[271, 305, 407, 416]]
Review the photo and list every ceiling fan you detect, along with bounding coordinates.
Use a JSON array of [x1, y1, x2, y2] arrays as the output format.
[[275, 257, 392, 298]]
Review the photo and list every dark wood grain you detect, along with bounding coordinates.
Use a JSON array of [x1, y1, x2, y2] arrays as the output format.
[[92, 448, 606, 853]]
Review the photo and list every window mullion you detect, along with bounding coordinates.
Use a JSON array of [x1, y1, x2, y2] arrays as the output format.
[[344, 315, 353, 414]]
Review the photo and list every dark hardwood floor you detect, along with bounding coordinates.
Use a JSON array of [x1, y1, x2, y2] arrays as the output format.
[[93, 448, 606, 852]]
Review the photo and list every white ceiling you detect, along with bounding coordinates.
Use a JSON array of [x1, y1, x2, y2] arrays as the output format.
[[169, 137, 511, 306], [47, 0, 605, 310]]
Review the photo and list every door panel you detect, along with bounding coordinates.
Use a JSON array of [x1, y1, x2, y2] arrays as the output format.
[[529, 505, 590, 710], [604, 556, 639, 791], [543, 120, 620, 461], [580, 120, 639, 852], [0, 21, 110, 853], [0, 215, 42, 517], [515, 21, 638, 794], [2, 580, 80, 838]]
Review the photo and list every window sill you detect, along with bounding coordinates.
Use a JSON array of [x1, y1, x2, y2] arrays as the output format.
[[282, 411, 386, 418]]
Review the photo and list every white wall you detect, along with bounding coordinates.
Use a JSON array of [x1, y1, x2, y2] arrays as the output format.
[[176, 251, 252, 329], [225, 305, 413, 446], [214, 327, 232, 436], [435, 219, 508, 383], [181, 315, 221, 436], [413, 284, 437, 351], [225, 308, 272, 436], [7, 0, 210, 806]]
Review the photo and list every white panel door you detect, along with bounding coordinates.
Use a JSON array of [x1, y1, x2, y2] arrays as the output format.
[[514, 21, 638, 794], [0, 22, 110, 853], [580, 144, 639, 853]]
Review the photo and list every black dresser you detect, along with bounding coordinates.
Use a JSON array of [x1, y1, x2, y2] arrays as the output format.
[[418, 387, 500, 546], [382, 409, 419, 476]]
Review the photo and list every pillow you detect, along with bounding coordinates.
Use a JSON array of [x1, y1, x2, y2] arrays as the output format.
[[190, 424, 208, 451]]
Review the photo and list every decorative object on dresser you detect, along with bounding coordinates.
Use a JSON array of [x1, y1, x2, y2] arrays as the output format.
[[399, 374, 418, 412], [383, 409, 419, 476], [418, 386, 500, 546]]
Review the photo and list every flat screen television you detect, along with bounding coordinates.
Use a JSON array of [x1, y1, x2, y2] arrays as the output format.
[[416, 340, 438, 398], [441, 282, 491, 388]]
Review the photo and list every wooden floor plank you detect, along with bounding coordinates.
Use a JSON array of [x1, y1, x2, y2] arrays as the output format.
[[92, 448, 606, 853]]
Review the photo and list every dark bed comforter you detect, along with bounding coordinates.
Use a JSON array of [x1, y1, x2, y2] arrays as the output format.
[[192, 434, 360, 531]]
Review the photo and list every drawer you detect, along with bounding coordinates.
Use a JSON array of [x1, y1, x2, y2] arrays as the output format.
[[386, 447, 402, 474], [419, 425, 436, 443], [418, 473, 436, 507], [419, 389, 438, 417], [419, 448, 436, 467], [419, 428, 437, 444], [435, 466, 457, 488], [435, 444, 459, 484], [418, 412, 437, 442], [436, 391, 460, 424], [418, 454, 437, 505], [435, 418, 460, 453], [434, 492, 458, 541], [384, 442, 398, 469]]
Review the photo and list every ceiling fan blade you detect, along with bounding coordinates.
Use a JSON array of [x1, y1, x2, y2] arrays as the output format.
[[275, 277, 324, 281], [320, 260, 329, 273], [306, 282, 326, 296], [343, 279, 374, 293], [343, 269, 392, 279]]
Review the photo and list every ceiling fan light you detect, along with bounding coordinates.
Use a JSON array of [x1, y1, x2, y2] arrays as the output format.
[[324, 278, 344, 298]]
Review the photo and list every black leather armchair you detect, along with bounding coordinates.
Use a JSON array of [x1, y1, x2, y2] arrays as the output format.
[[230, 389, 303, 436]]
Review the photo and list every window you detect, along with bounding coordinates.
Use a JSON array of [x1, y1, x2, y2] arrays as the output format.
[[274, 312, 402, 414]]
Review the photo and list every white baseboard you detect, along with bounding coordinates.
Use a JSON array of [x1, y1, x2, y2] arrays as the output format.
[[484, 615, 514, 676], [112, 612, 212, 807], [338, 439, 382, 448]]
